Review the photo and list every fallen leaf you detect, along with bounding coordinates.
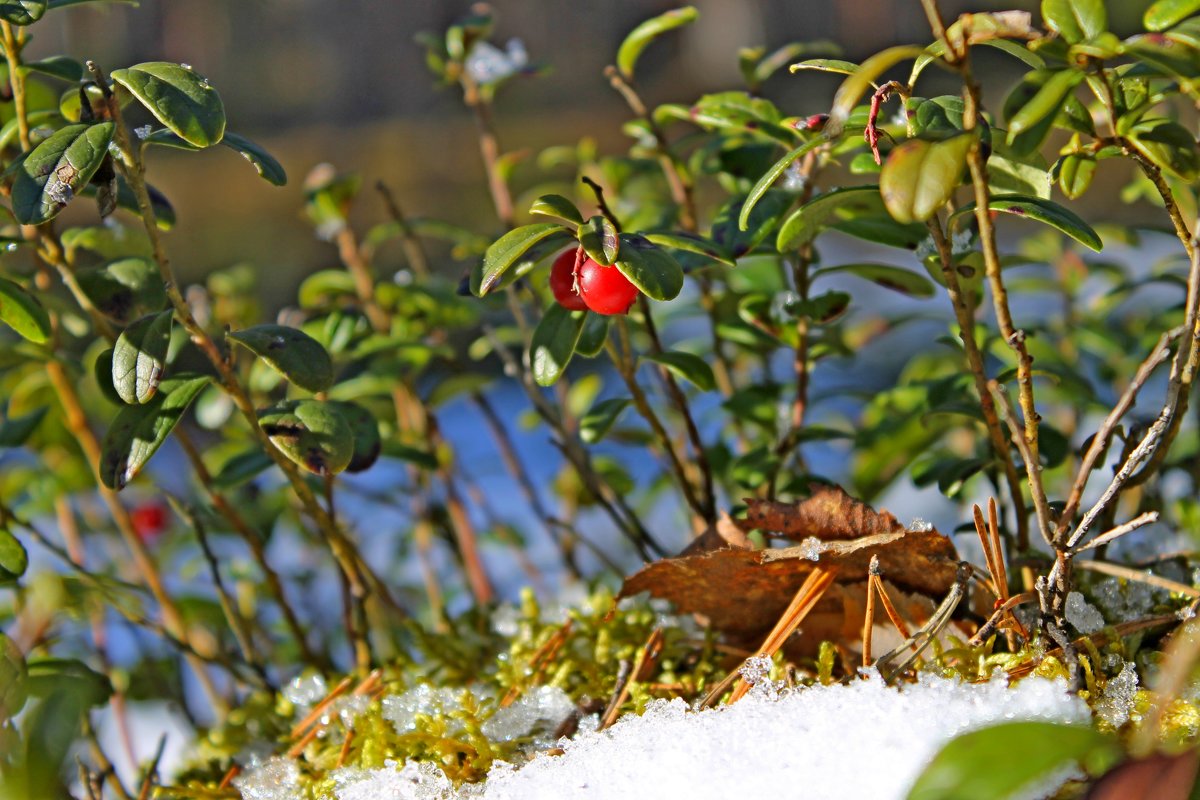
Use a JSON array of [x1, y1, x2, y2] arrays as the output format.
[[619, 485, 958, 654]]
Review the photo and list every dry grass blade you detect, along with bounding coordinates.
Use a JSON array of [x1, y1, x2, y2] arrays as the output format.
[[876, 562, 971, 682], [727, 566, 838, 703], [968, 591, 1036, 647], [862, 556, 880, 667], [599, 627, 664, 730], [1076, 560, 1200, 599]]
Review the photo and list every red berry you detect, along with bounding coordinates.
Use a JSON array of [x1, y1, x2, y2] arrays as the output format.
[[578, 258, 639, 316], [549, 249, 588, 311], [131, 503, 167, 543]]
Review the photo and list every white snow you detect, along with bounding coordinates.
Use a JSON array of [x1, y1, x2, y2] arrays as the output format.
[[1065, 591, 1105, 635], [234, 673, 1089, 800]]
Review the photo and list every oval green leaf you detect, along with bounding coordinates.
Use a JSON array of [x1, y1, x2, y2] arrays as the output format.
[[0, 528, 28, 581], [643, 231, 734, 267], [576, 312, 611, 357], [477, 222, 567, 296], [777, 186, 881, 251], [531, 302, 586, 387], [906, 721, 1119, 800], [642, 350, 716, 391], [0, 631, 26, 720], [328, 400, 381, 473], [580, 215, 620, 266], [11, 122, 115, 225], [110, 62, 226, 148], [1144, 0, 1200, 30], [221, 132, 287, 186], [951, 194, 1103, 251], [1041, 0, 1107, 44], [0, 277, 52, 344], [259, 399, 354, 476], [1057, 153, 1096, 198], [581, 397, 632, 443], [1006, 69, 1085, 142], [76, 257, 167, 324], [228, 324, 334, 394], [100, 374, 208, 489], [815, 263, 936, 297], [0, 0, 46, 24], [616, 6, 698, 80], [880, 132, 975, 224], [530, 194, 583, 226], [112, 310, 173, 404], [739, 136, 827, 231], [613, 234, 684, 301]]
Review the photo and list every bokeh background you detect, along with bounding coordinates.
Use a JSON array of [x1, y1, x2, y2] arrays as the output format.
[[29, 0, 1160, 307]]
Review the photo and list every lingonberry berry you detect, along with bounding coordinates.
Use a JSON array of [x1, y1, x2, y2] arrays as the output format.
[[131, 503, 168, 543], [549, 248, 588, 311], [578, 258, 639, 315]]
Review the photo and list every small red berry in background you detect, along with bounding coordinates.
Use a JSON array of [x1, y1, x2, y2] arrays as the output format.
[[549, 248, 588, 311], [131, 503, 168, 543], [578, 258, 639, 315]]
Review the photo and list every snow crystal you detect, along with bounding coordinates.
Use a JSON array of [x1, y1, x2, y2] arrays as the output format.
[[737, 655, 780, 700], [333, 760, 462, 800], [382, 685, 464, 733], [464, 39, 528, 86], [1093, 576, 1158, 622], [490, 604, 521, 638], [233, 756, 301, 800], [479, 674, 1087, 800], [795, 536, 823, 561], [283, 673, 327, 709], [332, 694, 371, 728], [481, 685, 575, 745], [1095, 662, 1139, 729], [1064, 591, 1105, 635], [908, 518, 933, 533], [134, 124, 153, 140]]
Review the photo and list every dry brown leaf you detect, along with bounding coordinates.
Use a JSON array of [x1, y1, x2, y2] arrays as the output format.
[[619, 485, 958, 653]]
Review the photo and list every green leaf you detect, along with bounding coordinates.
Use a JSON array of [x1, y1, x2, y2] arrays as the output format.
[[24, 658, 112, 706], [581, 397, 632, 443], [76, 257, 166, 324], [530, 194, 583, 226], [613, 234, 684, 301], [211, 449, 273, 489], [530, 302, 586, 386], [880, 132, 974, 224], [575, 312, 611, 357], [579, 215, 620, 266], [0, 406, 47, 447], [0, 276, 52, 344], [112, 310, 173, 404], [714, 190, 792, 258], [1145, 0, 1200, 30], [815, 263, 936, 297], [221, 132, 286, 186], [0, 0, 46, 24], [1057, 153, 1096, 198], [1042, 0, 1107, 44], [0, 528, 28, 582], [477, 223, 567, 296], [0, 632, 26, 720], [328, 401, 381, 473], [785, 290, 851, 324], [22, 55, 84, 82], [739, 137, 827, 231], [777, 185, 881, 251], [259, 399, 354, 476], [93, 349, 124, 405], [1127, 118, 1200, 181], [1006, 69, 1085, 144], [642, 350, 716, 391], [616, 6, 698, 80], [643, 231, 734, 267], [952, 194, 1103, 251], [227, 324, 334, 394], [11, 122, 115, 225], [100, 375, 208, 489], [827, 45, 925, 135], [110, 62, 225, 148], [790, 58, 861, 76], [906, 721, 1119, 800]]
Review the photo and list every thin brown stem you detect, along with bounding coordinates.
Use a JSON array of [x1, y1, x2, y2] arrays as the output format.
[[927, 219, 1031, 549], [375, 180, 431, 277]]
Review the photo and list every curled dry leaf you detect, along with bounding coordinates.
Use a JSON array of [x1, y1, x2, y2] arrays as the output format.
[[618, 485, 958, 653]]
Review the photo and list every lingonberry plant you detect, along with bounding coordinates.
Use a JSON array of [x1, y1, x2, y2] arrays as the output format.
[[0, 0, 1198, 797]]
